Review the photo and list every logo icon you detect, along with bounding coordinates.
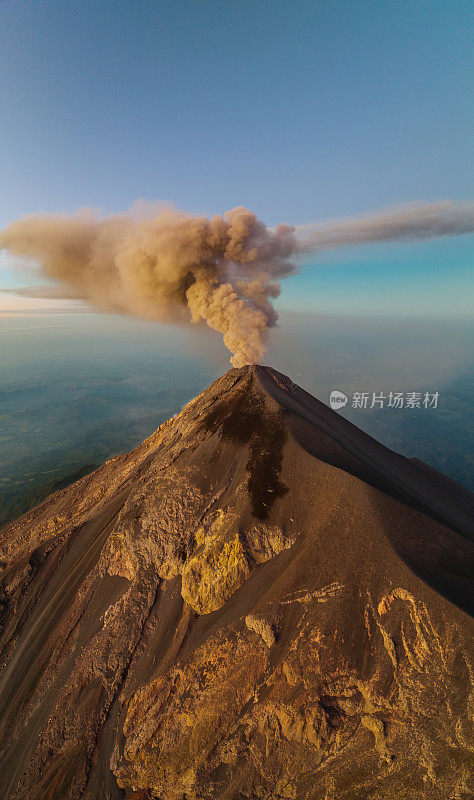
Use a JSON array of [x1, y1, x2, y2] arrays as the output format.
[[330, 390, 348, 410]]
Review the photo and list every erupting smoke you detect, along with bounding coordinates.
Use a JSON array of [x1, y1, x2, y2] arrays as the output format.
[[1, 200, 473, 365], [295, 200, 474, 252], [0, 207, 296, 367]]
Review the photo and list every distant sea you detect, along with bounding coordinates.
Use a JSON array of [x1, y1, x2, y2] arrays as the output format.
[[1, 310, 473, 525]]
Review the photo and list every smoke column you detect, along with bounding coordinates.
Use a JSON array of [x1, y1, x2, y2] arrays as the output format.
[[0, 207, 296, 367], [1, 200, 473, 365]]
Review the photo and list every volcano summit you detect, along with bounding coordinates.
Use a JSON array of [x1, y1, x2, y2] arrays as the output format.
[[0, 366, 472, 799]]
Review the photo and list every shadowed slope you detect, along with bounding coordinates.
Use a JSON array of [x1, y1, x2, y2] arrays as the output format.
[[256, 365, 473, 539], [255, 365, 474, 615], [0, 366, 472, 800]]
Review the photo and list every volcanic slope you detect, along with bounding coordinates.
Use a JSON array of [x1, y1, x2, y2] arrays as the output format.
[[0, 365, 473, 800]]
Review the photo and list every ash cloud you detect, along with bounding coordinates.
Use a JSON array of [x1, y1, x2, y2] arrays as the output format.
[[295, 200, 474, 252], [1, 200, 473, 365], [0, 207, 296, 367]]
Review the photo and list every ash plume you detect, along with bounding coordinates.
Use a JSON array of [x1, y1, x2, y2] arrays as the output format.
[[295, 200, 474, 252], [0, 207, 296, 367], [1, 200, 473, 365]]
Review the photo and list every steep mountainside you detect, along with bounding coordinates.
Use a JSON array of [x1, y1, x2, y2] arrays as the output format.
[[0, 365, 472, 800]]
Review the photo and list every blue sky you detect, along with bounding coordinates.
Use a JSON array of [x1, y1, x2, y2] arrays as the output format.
[[0, 0, 472, 314]]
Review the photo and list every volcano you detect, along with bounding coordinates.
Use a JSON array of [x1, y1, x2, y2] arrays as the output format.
[[0, 366, 472, 800]]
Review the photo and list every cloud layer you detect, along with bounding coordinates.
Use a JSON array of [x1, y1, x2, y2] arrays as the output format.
[[1, 200, 473, 364]]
